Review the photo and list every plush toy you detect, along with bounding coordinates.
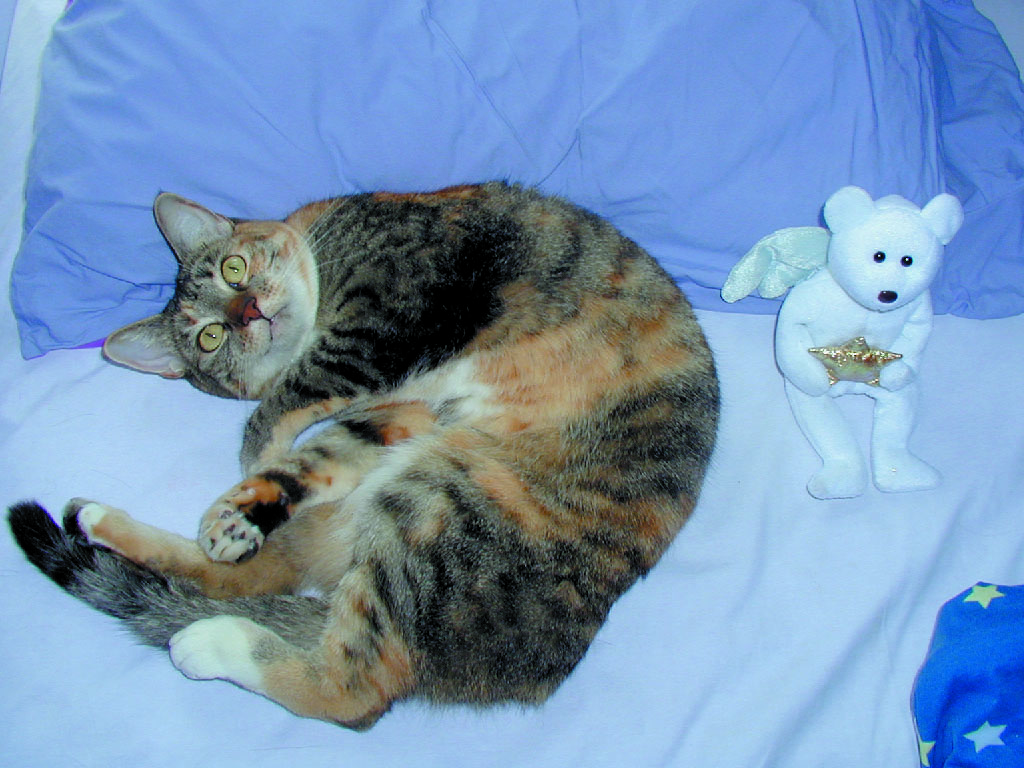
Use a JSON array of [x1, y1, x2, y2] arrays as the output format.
[[723, 186, 964, 499]]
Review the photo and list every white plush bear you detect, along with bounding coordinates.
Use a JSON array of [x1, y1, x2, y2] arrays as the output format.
[[724, 186, 964, 499]]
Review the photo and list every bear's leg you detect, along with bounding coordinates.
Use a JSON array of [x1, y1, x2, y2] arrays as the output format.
[[785, 381, 867, 499], [869, 386, 940, 493]]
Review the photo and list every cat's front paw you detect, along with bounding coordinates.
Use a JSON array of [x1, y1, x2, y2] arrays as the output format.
[[198, 476, 292, 563], [63, 498, 129, 553], [199, 507, 265, 563]]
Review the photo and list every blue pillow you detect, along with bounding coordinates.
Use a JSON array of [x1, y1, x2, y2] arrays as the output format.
[[12, 0, 1024, 357]]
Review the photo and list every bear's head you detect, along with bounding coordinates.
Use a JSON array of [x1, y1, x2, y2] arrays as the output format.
[[823, 186, 963, 311]]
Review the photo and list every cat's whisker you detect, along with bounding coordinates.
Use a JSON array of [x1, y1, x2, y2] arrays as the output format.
[[302, 206, 343, 254]]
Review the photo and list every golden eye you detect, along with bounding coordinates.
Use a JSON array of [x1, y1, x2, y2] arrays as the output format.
[[221, 255, 247, 288], [198, 323, 225, 352]]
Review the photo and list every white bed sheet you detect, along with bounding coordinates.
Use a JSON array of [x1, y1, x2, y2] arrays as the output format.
[[2, 2, 1023, 766]]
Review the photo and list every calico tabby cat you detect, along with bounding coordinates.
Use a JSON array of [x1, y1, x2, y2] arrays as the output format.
[[8, 182, 718, 728]]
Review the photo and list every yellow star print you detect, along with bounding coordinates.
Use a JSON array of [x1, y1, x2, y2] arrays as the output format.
[[965, 721, 1006, 752], [964, 584, 1005, 609], [918, 735, 935, 766]]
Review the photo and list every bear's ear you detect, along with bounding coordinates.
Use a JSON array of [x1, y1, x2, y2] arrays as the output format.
[[920, 193, 964, 245], [823, 186, 875, 234]]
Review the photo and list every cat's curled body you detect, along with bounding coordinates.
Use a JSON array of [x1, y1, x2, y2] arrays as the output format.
[[9, 182, 718, 728]]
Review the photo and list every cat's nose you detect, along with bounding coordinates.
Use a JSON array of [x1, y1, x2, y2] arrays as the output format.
[[228, 295, 266, 326]]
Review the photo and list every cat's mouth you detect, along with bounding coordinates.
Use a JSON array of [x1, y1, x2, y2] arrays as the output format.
[[265, 308, 296, 346], [232, 294, 285, 342]]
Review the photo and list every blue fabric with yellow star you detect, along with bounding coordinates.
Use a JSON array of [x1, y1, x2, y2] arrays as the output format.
[[913, 584, 1024, 766]]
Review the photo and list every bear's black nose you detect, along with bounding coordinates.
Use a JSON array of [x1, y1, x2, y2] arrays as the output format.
[[878, 290, 898, 304]]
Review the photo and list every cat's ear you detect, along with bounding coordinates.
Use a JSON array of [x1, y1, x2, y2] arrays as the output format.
[[102, 314, 186, 379], [154, 193, 234, 260]]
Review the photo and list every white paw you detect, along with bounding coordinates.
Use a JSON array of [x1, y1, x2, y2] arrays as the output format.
[[878, 360, 914, 391], [169, 616, 265, 693], [873, 452, 941, 493], [806, 459, 868, 500], [72, 500, 120, 550], [199, 509, 264, 563]]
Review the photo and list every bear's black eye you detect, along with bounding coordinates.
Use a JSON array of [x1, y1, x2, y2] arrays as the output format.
[[873, 251, 886, 263], [901, 255, 913, 267]]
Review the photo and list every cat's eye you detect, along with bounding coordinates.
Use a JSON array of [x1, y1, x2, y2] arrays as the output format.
[[198, 323, 225, 352], [221, 255, 247, 288]]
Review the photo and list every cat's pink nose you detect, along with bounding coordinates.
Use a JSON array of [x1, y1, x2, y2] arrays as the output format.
[[228, 295, 266, 327]]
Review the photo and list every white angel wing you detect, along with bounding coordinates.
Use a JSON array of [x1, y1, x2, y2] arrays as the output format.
[[721, 226, 830, 303]]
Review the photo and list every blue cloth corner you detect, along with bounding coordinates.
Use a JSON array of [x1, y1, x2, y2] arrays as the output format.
[[913, 583, 1024, 767]]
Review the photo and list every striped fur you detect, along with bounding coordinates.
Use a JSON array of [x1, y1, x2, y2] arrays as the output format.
[[9, 182, 718, 727]]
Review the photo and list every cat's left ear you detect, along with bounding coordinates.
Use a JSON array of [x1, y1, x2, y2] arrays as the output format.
[[154, 193, 234, 261], [103, 314, 186, 379]]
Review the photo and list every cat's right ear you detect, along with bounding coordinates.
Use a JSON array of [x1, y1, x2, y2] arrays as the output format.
[[102, 315, 186, 379], [154, 193, 234, 260]]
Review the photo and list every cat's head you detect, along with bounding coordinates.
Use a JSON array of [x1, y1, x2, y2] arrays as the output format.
[[103, 194, 320, 399]]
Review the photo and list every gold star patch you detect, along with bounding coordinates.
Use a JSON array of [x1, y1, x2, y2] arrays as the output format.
[[808, 336, 902, 387]]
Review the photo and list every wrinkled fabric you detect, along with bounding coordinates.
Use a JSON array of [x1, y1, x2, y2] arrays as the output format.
[[11, 0, 1024, 357]]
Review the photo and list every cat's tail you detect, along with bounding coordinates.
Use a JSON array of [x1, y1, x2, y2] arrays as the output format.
[[7, 501, 328, 648]]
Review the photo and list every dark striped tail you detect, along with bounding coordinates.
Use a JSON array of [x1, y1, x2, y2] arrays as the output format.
[[7, 501, 328, 648]]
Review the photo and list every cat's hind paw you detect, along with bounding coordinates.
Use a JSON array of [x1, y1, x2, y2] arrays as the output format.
[[169, 616, 265, 692]]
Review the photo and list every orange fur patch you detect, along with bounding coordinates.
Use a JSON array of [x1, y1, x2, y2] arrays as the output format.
[[258, 566, 416, 726], [371, 185, 485, 205], [471, 460, 560, 538], [233, 219, 296, 244], [266, 397, 352, 458], [232, 476, 288, 507], [457, 267, 697, 552], [475, 291, 691, 426], [368, 400, 438, 445], [84, 507, 301, 598], [285, 199, 341, 234]]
